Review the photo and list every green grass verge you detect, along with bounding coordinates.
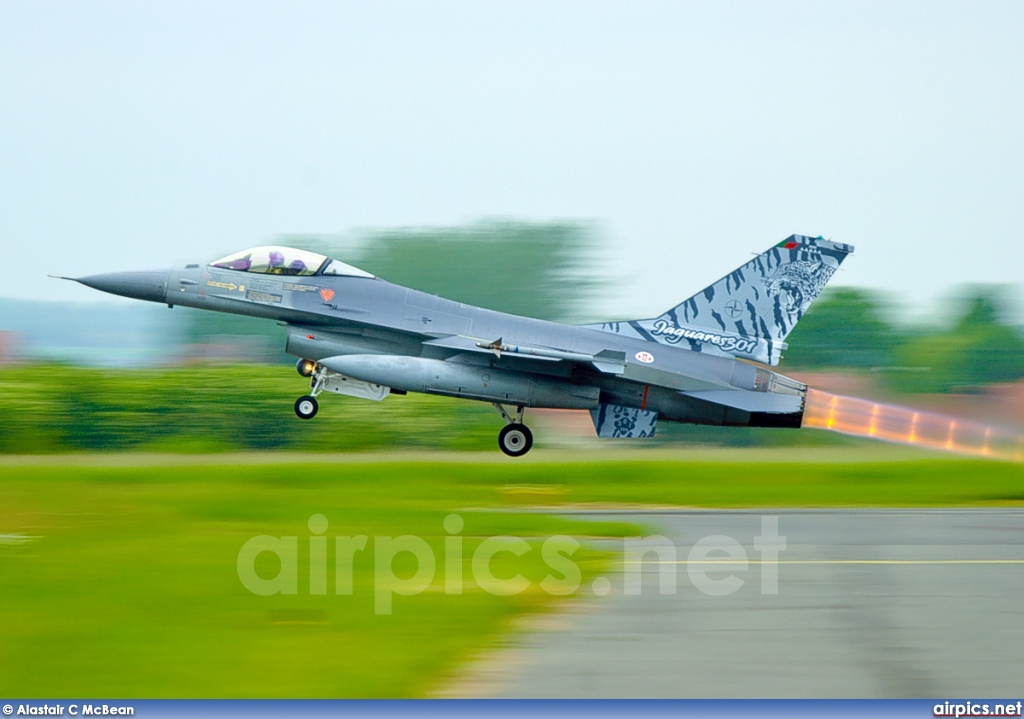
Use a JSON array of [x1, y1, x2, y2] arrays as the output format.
[[0, 455, 1021, 698], [0, 460, 635, 698]]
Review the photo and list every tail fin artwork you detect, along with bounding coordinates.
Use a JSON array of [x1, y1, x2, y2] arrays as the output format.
[[584, 235, 853, 366]]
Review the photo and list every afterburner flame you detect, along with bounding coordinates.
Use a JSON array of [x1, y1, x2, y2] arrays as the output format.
[[803, 389, 1024, 462]]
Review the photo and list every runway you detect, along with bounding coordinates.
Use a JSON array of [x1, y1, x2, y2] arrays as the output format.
[[482, 509, 1024, 698]]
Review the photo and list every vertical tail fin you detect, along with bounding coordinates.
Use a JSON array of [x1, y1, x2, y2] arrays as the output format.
[[585, 235, 854, 365]]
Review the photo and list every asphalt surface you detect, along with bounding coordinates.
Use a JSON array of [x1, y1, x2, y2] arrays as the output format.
[[487, 509, 1024, 698]]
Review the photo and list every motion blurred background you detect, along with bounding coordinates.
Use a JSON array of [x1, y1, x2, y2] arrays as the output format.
[[0, 220, 1021, 453], [1, 1, 1023, 454], [1, 0, 1023, 700]]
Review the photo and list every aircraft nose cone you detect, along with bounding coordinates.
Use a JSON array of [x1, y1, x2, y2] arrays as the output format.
[[75, 270, 170, 303]]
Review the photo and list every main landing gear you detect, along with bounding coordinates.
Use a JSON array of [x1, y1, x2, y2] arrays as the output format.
[[293, 357, 533, 456], [295, 358, 322, 420], [492, 403, 533, 457]]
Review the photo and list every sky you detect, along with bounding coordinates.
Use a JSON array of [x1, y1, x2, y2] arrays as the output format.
[[1, 0, 1022, 322]]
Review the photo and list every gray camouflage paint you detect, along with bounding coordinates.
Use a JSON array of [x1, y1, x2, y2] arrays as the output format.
[[583, 235, 854, 366]]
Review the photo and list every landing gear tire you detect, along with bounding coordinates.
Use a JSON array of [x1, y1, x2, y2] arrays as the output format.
[[294, 395, 319, 420], [498, 423, 533, 457]]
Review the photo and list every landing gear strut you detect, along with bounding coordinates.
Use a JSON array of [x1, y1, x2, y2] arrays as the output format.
[[295, 360, 324, 419], [493, 403, 533, 457]]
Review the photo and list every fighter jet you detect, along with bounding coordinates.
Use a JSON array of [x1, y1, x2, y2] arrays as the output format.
[[60, 235, 852, 456]]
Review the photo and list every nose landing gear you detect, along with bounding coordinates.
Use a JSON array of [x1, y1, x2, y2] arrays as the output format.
[[295, 358, 323, 419], [493, 403, 533, 457], [294, 395, 319, 420]]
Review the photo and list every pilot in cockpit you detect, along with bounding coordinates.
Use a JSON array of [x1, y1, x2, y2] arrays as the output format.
[[267, 250, 308, 276]]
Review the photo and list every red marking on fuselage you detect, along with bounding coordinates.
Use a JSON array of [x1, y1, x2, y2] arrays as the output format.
[[641, 385, 650, 411], [319, 288, 335, 302]]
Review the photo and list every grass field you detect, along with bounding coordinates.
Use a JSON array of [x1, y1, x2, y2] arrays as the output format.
[[1, 453, 1022, 698]]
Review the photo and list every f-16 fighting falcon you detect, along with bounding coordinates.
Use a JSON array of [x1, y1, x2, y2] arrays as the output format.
[[58, 235, 853, 456]]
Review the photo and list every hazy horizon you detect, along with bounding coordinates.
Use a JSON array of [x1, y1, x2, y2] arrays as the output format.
[[2, 1, 1022, 322]]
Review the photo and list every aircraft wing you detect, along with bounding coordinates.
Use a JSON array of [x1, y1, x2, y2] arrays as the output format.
[[423, 335, 805, 397], [421, 335, 728, 392]]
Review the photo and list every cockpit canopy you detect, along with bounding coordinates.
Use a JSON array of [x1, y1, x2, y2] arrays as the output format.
[[210, 246, 375, 279]]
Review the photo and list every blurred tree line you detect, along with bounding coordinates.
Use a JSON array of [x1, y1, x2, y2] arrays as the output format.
[[0, 363, 861, 454], [0, 364, 501, 454], [326, 221, 601, 321], [782, 286, 1024, 393]]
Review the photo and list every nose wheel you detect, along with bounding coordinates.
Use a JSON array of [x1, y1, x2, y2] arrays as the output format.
[[492, 403, 533, 457], [295, 395, 319, 420]]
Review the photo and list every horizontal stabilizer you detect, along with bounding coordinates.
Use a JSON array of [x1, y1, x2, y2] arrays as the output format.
[[590, 403, 658, 438]]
